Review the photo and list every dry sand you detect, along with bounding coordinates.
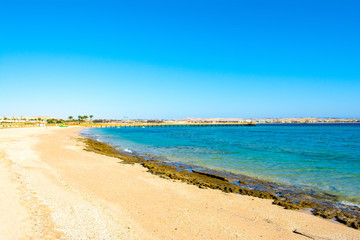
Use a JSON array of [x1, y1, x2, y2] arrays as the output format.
[[0, 126, 359, 240]]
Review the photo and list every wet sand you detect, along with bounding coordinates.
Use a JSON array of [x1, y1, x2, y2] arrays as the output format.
[[0, 126, 359, 239]]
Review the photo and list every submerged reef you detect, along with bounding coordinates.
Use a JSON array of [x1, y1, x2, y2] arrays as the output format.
[[81, 137, 360, 229]]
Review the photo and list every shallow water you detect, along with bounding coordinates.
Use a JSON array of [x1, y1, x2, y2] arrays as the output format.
[[82, 123, 360, 204]]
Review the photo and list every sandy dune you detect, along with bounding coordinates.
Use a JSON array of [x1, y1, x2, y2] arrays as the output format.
[[0, 127, 359, 239]]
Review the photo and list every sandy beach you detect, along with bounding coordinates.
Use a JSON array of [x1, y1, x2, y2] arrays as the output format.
[[0, 127, 359, 240]]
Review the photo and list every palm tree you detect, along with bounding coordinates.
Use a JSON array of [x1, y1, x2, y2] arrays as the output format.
[[68, 116, 73, 121], [78, 115, 83, 124], [83, 115, 88, 121], [47, 118, 56, 124], [89, 115, 94, 122]]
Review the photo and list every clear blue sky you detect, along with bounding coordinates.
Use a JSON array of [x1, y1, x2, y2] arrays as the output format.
[[1, 0, 359, 119]]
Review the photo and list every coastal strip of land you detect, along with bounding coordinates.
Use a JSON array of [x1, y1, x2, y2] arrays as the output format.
[[0, 127, 359, 239]]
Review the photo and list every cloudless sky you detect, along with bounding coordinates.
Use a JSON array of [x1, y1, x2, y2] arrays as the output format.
[[1, 0, 359, 119]]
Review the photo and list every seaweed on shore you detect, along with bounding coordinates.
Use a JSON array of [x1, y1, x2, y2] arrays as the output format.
[[80, 137, 360, 229]]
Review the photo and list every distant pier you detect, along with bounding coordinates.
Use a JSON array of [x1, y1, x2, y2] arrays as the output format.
[[90, 122, 256, 128], [0, 122, 256, 129]]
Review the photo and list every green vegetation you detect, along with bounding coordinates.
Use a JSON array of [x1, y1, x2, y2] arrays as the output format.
[[46, 118, 65, 124], [0, 115, 94, 127]]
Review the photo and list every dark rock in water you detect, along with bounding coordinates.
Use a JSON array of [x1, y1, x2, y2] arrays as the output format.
[[273, 199, 301, 210], [237, 180, 248, 185], [312, 207, 339, 219], [352, 221, 360, 229], [273, 199, 322, 210], [336, 211, 359, 228], [312, 207, 360, 229], [192, 170, 229, 182]]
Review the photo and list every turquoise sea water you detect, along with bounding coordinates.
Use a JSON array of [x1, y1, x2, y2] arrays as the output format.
[[82, 124, 360, 204]]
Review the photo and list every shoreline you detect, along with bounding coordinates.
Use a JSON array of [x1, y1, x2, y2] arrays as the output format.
[[1, 126, 359, 239], [82, 123, 360, 206], [81, 134, 360, 229]]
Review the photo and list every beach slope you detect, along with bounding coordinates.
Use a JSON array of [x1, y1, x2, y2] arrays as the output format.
[[0, 127, 359, 239]]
